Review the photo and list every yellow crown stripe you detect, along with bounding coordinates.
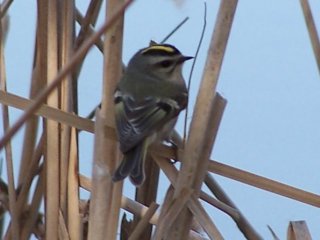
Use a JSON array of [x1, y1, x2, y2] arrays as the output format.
[[141, 45, 175, 54]]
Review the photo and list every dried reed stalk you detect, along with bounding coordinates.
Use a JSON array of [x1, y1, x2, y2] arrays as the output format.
[[87, 0, 125, 239], [0, 90, 96, 133], [165, 0, 238, 233], [208, 160, 320, 207], [59, 0, 75, 224], [101, 1, 124, 238], [68, 128, 81, 240], [0, 14, 19, 239], [43, 1, 60, 239]]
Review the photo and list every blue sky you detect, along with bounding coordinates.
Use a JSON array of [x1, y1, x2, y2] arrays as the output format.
[[2, 0, 320, 239]]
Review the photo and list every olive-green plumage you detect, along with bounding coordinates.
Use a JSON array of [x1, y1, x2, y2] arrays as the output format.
[[112, 43, 192, 186]]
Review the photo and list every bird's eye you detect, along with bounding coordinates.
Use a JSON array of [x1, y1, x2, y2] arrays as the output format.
[[159, 60, 173, 68]]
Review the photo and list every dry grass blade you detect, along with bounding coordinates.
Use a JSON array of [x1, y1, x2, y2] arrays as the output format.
[[68, 128, 81, 240], [0, 0, 134, 150], [88, 111, 115, 239], [0, 16, 19, 239], [208, 160, 320, 207], [0, 90, 96, 133]]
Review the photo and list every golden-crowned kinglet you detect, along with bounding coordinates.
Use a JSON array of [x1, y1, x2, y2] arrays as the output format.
[[112, 43, 193, 186]]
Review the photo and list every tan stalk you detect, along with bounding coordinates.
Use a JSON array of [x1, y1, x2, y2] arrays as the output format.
[[68, 128, 81, 240], [59, 0, 75, 223], [44, 1, 60, 239], [88, 0, 125, 239], [0, 13, 19, 239], [0, 90, 96, 133], [166, 17, 234, 236], [208, 160, 320, 207]]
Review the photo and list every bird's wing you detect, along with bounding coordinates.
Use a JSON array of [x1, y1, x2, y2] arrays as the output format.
[[114, 91, 182, 153]]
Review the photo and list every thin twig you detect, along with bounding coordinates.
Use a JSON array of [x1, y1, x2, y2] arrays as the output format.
[[183, 1, 207, 143], [160, 17, 189, 44]]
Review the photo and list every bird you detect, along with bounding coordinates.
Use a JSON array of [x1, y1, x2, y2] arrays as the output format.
[[112, 42, 192, 186]]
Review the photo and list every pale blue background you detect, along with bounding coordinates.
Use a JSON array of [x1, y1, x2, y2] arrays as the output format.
[[1, 0, 320, 239]]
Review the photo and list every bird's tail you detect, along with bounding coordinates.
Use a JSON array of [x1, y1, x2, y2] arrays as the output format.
[[112, 142, 147, 186]]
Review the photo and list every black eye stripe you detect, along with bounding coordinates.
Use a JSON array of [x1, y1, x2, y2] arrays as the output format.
[[159, 60, 174, 68]]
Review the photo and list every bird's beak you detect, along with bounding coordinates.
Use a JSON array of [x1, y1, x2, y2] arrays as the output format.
[[182, 56, 194, 62]]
